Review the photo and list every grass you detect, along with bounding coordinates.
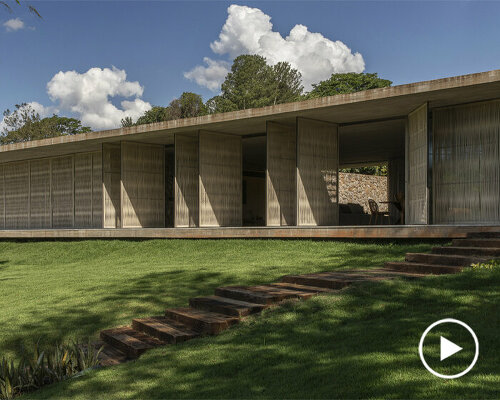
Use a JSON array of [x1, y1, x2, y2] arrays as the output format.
[[1, 239, 498, 398]]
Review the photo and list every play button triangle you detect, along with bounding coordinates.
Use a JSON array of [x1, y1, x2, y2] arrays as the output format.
[[440, 336, 463, 361]]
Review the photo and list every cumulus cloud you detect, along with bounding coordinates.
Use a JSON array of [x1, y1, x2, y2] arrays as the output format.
[[184, 57, 230, 91], [186, 4, 365, 91], [3, 18, 25, 32], [46, 66, 151, 130]]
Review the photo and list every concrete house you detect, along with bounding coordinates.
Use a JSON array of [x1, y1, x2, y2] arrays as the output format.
[[0, 70, 499, 239]]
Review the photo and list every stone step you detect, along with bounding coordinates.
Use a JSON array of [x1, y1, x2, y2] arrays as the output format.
[[452, 238, 500, 248], [466, 231, 500, 239], [164, 307, 239, 335], [132, 316, 199, 344], [405, 252, 487, 266], [432, 246, 500, 258], [214, 286, 292, 305], [100, 326, 165, 358], [189, 295, 267, 317], [281, 274, 352, 289], [269, 282, 335, 293], [385, 262, 463, 275]]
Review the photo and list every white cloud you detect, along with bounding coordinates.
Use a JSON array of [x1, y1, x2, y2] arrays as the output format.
[[186, 4, 365, 91], [46, 66, 151, 130], [184, 57, 230, 91], [3, 18, 25, 32]]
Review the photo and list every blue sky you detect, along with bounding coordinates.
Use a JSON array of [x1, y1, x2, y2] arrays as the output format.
[[1, 1, 499, 130]]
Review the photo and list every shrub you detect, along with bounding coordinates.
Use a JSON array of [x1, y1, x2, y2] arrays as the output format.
[[0, 340, 102, 399], [471, 259, 500, 270]]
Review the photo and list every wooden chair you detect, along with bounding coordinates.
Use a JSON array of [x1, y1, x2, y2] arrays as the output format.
[[368, 199, 390, 225]]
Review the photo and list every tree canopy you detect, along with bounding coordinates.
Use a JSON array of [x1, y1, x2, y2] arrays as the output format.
[[123, 92, 207, 127], [1, 103, 90, 145], [1, 0, 41, 18], [305, 72, 392, 99], [207, 55, 303, 114]]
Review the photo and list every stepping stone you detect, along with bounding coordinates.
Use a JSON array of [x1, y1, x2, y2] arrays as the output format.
[[281, 274, 352, 289], [384, 262, 463, 275], [405, 252, 488, 266], [100, 326, 162, 358], [452, 238, 500, 248], [215, 286, 287, 305], [189, 296, 267, 317], [164, 307, 239, 335], [432, 246, 500, 257], [132, 316, 199, 344]]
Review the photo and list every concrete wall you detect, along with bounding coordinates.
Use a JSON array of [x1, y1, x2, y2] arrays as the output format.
[[121, 142, 165, 228], [297, 118, 339, 226], [199, 131, 242, 227], [0, 152, 102, 229], [266, 121, 296, 226]]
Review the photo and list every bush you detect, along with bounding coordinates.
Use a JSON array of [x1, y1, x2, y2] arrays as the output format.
[[0, 340, 102, 399], [471, 259, 500, 270]]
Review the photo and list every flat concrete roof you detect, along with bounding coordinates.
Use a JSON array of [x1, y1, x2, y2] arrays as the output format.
[[1, 69, 499, 163]]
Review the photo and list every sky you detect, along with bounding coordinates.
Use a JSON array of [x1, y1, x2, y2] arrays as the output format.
[[1, 0, 499, 131]]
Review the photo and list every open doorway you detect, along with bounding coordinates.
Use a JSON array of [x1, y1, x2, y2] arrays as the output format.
[[242, 135, 266, 226], [338, 119, 406, 225]]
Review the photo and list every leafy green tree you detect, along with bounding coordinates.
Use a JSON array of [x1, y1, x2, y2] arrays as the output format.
[[125, 92, 207, 127], [132, 106, 170, 126], [207, 55, 303, 114], [305, 73, 392, 99], [169, 92, 207, 120], [1, 103, 91, 144]]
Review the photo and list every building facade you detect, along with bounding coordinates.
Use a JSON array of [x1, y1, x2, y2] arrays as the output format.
[[0, 70, 499, 233]]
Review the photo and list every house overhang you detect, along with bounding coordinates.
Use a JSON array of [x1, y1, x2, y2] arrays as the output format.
[[1, 69, 499, 163]]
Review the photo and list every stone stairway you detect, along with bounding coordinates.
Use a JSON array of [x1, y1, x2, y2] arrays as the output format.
[[96, 230, 499, 366]]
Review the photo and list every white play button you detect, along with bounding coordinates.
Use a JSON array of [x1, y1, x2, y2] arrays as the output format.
[[440, 336, 462, 361]]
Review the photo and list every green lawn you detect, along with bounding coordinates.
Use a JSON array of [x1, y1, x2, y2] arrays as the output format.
[[1, 239, 498, 398]]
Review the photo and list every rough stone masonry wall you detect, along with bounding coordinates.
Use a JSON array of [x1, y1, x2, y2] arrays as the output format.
[[339, 172, 388, 213]]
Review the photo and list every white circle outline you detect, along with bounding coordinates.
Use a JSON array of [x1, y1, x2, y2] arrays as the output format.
[[418, 318, 479, 379]]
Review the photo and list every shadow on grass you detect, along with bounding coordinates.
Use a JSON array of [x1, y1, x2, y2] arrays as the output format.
[[30, 268, 499, 400]]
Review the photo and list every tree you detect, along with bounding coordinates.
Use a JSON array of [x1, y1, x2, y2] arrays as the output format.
[[207, 55, 303, 114], [1, 103, 91, 144], [305, 73, 392, 99], [1, 0, 41, 18], [340, 165, 388, 176], [169, 92, 207, 120], [124, 92, 207, 127]]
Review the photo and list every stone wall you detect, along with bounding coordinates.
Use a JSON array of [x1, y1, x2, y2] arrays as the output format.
[[339, 172, 388, 213]]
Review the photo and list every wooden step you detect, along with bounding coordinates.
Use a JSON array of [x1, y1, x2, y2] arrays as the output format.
[[243, 285, 315, 299], [100, 326, 164, 358], [385, 262, 463, 275], [164, 307, 239, 335], [270, 282, 335, 293], [466, 231, 500, 239], [452, 238, 500, 248], [215, 286, 289, 305], [132, 316, 199, 344], [281, 274, 352, 289], [432, 246, 500, 258], [405, 252, 487, 266], [95, 342, 128, 366], [189, 295, 267, 317]]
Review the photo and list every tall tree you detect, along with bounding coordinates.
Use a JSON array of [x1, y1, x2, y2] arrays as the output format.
[[207, 55, 303, 114], [305, 73, 392, 99], [1, 103, 91, 144]]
